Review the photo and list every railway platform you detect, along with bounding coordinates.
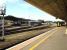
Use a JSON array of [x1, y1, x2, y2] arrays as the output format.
[[7, 27, 67, 50]]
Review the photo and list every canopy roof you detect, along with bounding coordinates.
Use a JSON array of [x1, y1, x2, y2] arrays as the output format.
[[25, 0, 67, 21]]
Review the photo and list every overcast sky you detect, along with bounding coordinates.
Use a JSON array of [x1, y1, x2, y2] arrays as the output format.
[[0, 0, 63, 21]]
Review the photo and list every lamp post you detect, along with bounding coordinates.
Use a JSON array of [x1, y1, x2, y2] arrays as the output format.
[[0, 4, 6, 41]]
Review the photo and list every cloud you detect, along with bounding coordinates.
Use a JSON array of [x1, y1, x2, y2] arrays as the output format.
[[0, 0, 19, 5], [0, 0, 20, 8], [0, 0, 6, 6], [6, 0, 19, 3]]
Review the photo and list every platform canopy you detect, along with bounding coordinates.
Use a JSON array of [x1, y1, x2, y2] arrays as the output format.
[[25, 0, 67, 21]]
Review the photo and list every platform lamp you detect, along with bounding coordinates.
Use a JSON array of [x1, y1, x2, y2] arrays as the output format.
[[0, 4, 6, 41]]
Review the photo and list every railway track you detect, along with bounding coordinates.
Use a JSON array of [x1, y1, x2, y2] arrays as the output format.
[[0, 25, 50, 35], [0, 24, 54, 50], [0, 26, 30, 35]]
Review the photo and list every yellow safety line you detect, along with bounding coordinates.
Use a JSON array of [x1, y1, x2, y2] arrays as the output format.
[[29, 30, 57, 50]]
